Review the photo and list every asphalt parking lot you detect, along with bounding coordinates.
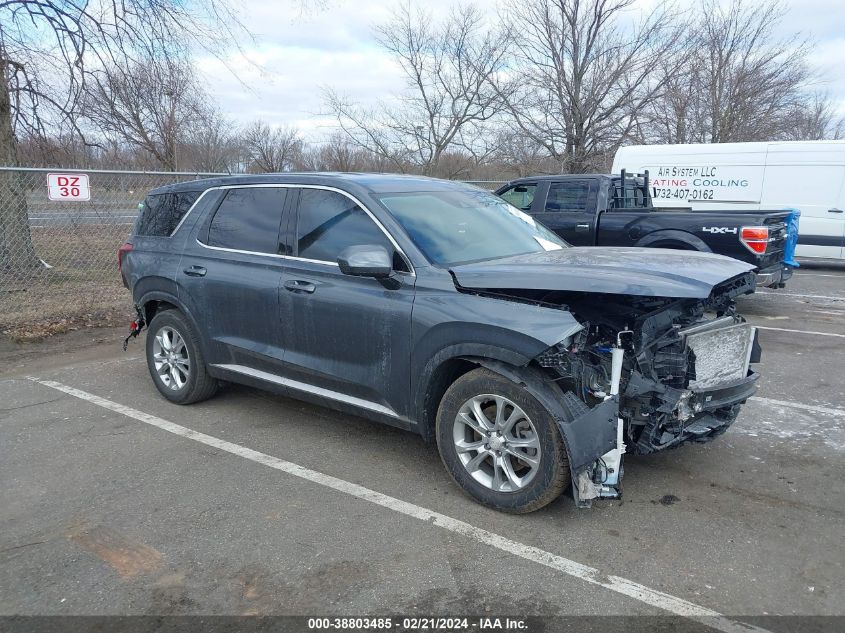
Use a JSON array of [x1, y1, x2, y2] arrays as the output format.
[[1, 264, 844, 631]]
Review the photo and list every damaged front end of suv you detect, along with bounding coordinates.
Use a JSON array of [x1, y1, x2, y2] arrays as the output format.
[[535, 272, 759, 504], [450, 249, 761, 507]]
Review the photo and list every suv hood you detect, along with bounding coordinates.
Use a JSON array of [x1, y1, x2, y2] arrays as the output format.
[[449, 247, 756, 299]]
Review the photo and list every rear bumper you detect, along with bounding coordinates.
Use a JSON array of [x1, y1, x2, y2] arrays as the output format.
[[756, 263, 793, 288]]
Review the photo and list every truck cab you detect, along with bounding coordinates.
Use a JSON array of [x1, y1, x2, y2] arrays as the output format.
[[496, 173, 796, 288], [612, 140, 845, 261]]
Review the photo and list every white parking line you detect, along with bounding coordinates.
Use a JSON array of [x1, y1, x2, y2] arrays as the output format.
[[756, 291, 844, 301], [27, 376, 768, 633], [751, 396, 845, 418], [792, 273, 844, 278], [755, 326, 845, 338]]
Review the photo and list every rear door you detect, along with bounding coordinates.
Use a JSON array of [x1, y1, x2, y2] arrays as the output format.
[[761, 164, 845, 259], [179, 185, 290, 371], [278, 187, 415, 418], [537, 180, 597, 245]]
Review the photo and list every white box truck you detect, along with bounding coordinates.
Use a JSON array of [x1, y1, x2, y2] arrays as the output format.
[[612, 140, 845, 260]]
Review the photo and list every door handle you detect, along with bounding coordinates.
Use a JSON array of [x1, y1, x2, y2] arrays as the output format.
[[828, 208, 843, 213], [576, 223, 590, 232], [284, 280, 316, 294], [183, 265, 206, 277]]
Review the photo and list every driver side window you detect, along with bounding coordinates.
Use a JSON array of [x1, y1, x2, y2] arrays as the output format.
[[498, 183, 537, 211], [295, 189, 408, 271]]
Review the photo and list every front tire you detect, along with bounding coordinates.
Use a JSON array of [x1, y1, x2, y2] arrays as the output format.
[[145, 309, 218, 405], [436, 368, 570, 513]]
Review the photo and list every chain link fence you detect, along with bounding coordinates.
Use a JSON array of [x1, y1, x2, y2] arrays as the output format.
[[0, 167, 507, 340], [0, 167, 228, 339]]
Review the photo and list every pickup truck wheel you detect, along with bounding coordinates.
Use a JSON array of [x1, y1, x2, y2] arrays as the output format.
[[145, 310, 218, 405], [436, 368, 570, 513]]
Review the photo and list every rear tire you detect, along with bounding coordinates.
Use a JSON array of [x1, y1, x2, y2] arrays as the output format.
[[436, 368, 570, 513], [145, 309, 218, 405]]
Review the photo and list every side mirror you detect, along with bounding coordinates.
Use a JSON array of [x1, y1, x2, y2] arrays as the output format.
[[337, 244, 392, 279]]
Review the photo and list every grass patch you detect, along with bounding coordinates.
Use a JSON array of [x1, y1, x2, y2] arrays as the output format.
[[1, 226, 134, 341]]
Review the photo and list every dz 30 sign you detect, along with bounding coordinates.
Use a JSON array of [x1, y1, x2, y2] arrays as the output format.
[[47, 173, 91, 201]]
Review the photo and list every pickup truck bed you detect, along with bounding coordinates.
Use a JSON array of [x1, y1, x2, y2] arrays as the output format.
[[495, 174, 795, 288]]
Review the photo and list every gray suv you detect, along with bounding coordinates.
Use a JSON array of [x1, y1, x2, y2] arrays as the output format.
[[120, 174, 762, 513]]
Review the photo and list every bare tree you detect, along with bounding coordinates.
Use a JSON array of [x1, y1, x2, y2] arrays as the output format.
[[0, 0, 246, 280], [637, 0, 833, 144], [493, 129, 561, 176], [784, 93, 845, 141], [325, 3, 509, 176], [298, 132, 368, 172], [183, 110, 241, 173], [241, 121, 303, 173], [498, 0, 686, 173], [83, 54, 210, 171]]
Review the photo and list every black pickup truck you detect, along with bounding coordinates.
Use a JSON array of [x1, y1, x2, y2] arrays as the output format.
[[495, 173, 795, 288]]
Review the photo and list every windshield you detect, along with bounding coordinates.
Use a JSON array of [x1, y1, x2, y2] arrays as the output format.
[[376, 189, 568, 266]]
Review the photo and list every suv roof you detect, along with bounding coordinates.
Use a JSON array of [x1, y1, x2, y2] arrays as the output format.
[[148, 172, 472, 197]]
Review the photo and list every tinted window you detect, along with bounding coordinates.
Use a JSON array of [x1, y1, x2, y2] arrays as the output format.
[[207, 187, 287, 253], [498, 183, 537, 211], [135, 191, 199, 236], [296, 189, 392, 262], [546, 182, 590, 212]]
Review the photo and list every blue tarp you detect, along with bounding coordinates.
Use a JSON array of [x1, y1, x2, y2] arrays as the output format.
[[783, 209, 801, 268]]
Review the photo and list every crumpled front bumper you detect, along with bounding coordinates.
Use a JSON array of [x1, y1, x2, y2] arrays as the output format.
[[671, 371, 759, 444], [691, 371, 759, 413], [647, 371, 760, 452]]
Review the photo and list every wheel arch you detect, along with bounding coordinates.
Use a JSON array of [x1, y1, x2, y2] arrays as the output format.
[[136, 290, 210, 359], [414, 343, 533, 443], [636, 229, 711, 252]]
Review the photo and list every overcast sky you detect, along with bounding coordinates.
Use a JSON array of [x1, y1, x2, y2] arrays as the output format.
[[194, 0, 845, 140]]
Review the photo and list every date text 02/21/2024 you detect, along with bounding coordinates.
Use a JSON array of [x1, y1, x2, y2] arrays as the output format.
[[306, 617, 528, 630]]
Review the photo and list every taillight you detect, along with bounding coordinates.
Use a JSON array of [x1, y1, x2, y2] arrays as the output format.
[[740, 226, 769, 254], [118, 242, 134, 271]]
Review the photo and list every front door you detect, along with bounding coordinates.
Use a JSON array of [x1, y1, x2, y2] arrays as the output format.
[[497, 182, 538, 212], [278, 187, 416, 418], [537, 180, 596, 245]]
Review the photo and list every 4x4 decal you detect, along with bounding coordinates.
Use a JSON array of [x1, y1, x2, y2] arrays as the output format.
[[701, 226, 738, 234]]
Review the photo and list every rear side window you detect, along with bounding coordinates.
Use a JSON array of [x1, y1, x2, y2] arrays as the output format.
[[135, 191, 199, 236], [296, 189, 392, 262], [545, 182, 590, 212], [207, 187, 288, 254]]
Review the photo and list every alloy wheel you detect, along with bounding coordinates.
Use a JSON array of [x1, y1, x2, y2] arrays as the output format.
[[152, 326, 190, 390], [453, 394, 542, 492]]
